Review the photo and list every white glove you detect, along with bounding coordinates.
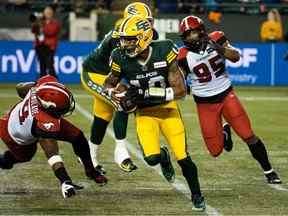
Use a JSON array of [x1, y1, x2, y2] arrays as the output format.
[[61, 181, 76, 198]]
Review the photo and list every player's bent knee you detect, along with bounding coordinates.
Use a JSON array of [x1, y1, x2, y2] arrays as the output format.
[[144, 154, 161, 166]]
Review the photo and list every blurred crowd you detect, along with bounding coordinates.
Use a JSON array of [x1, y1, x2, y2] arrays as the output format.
[[1, 0, 288, 14]]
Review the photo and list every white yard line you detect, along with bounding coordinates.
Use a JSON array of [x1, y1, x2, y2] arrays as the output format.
[[75, 103, 222, 216]]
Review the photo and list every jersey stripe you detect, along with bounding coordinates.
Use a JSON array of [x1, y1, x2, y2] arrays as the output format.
[[167, 53, 177, 63]]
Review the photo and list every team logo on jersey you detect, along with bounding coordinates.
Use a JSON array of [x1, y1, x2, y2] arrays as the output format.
[[43, 122, 54, 130], [153, 61, 167, 69]]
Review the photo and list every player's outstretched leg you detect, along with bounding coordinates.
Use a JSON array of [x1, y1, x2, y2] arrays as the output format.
[[159, 146, 175, 183], [223, 123, 233, 152], [113, 111, 137, 172], [246, 136, 281, 184], [89, 116, 109, 174], [178, 156, 205, 211]]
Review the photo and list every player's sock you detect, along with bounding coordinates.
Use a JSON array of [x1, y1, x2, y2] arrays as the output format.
[[89, 140, 100, 167], [54, 167, 72, 184], [89, 116, 109, 169], [178, 156, 202, 196], [71, 131, 98, 175], [90, 116, 109, 144], [247, 139, 272, 172], [114, 139, 130, 164], [113, 111, 128, 140]]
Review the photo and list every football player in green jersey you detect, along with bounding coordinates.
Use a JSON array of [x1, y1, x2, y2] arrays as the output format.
[[81, 2, 158, 173], [104, 15, 206, 212]]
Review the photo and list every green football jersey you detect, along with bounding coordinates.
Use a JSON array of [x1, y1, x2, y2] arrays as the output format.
[[82, 31, 119, 75], [110, 40, 178, 107]]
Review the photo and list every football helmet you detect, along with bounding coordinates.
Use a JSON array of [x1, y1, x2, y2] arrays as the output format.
[[35, 82, 75, 118], [179, 16, 209, 53], [123, 2, 153, 23], [119, 15, 153, 57]]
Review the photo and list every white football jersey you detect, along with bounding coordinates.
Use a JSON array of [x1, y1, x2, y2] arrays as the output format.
[[7, 90, 39, 145], [184, 45, 231, 98]]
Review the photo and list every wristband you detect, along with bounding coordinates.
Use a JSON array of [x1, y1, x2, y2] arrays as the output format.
[[48, 155, 63, 167], [165, 87, 174, 101]]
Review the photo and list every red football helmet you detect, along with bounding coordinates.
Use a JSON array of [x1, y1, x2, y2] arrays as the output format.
[[179, 16, 208, 52], [35, 82, 75, 118]]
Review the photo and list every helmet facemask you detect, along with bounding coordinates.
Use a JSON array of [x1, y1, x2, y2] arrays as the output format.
[[120, 35, 141, 57], [181, 28, 208, 53]]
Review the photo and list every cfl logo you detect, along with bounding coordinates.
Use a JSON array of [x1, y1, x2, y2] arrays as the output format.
[[136, 20, 150, 31], [128, 6, 137, 15]]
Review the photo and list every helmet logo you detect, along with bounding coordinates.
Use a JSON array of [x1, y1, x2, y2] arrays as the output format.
[[128, 6, 137, 15], [43, 122, 54, 130], [136, 20, 150, 31], [38, 98, 56, 108]]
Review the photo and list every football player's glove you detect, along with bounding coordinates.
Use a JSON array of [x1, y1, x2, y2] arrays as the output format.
[[61, 181, 76, 198]]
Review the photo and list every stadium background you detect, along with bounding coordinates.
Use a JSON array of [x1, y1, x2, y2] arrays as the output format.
[[0, 1, 288, 215]]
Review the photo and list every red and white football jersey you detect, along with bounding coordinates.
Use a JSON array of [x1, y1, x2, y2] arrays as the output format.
[[7, 76, 60, 146], [178, 31, 231, 98]]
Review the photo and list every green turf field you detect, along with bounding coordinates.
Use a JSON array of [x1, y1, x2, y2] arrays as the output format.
[[0, 86, 287, 215]]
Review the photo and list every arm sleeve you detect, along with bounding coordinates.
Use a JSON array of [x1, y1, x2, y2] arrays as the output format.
[[109, 50, 122, 77], [165, 40, 179, 66]]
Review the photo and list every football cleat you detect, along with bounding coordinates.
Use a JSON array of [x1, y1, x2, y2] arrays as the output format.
[[192, 194, 206, 211], [94, 174, 108, 186], [119, 158, 138, 172], [223, 123, 233, 152], [85, 168, 108, 186], [265, 171, 282, 184], [61, 181, 76, 198], [160, 146, 175, 183], [95, 165, 106, 175]]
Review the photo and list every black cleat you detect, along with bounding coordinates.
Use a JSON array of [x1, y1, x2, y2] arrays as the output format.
[[160, 146, 175, 183], [119, 158, 138, 172], [192, 194, 206, 211], [265, 171, 282, 184], [223, 123, 233, 152], [95, 165, 106, 175]]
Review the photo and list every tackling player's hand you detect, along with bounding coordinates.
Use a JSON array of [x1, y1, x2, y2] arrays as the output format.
[[61, 181, 76, 198], [105, 87, 122, 103]]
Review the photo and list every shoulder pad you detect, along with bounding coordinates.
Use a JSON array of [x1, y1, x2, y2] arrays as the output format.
[[177, 47, 189, 60], [35, 111, 60, 132], [209, 31, 227, 45]]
